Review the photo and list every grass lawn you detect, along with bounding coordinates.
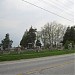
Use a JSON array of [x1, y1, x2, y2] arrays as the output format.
[[0, 49, 75, 61]]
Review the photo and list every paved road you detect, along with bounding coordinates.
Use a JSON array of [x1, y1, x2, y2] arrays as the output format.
[[0, 54, 75, 75]]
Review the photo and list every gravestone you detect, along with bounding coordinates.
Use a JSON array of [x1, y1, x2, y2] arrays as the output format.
[[68, 43, 72, 50]]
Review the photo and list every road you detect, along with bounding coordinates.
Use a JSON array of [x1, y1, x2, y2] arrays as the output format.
[[0, 54, 75, 75]]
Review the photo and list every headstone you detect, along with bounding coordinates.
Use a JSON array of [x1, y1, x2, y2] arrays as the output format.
[[68, 43, 72, 50]]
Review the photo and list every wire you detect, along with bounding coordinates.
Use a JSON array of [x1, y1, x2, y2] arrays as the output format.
[[22, 0, 73, 22], [46, 0, 74, 13], [38, 0, 73, 17], [48, 0, 73, 8], [42, 0, 73, 13], [68, 0, 74, 4]]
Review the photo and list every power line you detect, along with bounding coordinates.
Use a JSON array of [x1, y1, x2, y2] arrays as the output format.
[[38, 0, 73, 17], [22, 0, 73, 22], [68, 0, 74, 4], [48, 0, 73, 8], [43, 0, 73, 13], [46, 0, 74, 13]]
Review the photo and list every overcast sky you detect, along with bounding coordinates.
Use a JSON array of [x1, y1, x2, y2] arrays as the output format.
[[0, 0, 74, 47]]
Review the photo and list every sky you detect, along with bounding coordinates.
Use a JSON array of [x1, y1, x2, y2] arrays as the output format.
[[0, 0, 74, 47]]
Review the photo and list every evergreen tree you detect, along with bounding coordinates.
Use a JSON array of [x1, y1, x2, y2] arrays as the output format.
[[1, 33, 13, 50], [70, 26, 75, 43], [27, 27, 36, 44], [20, 30, 28, 47], [20, 26, 37, 48], [36, 40, 41, 48], [62, 26, 75, 48], [63, 27, 71, 45]]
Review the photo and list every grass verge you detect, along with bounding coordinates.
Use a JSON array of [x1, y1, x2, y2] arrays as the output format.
[[0, 49, 75, 61]]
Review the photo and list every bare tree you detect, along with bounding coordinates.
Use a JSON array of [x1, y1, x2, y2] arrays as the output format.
[[40, 21, 66, 48]]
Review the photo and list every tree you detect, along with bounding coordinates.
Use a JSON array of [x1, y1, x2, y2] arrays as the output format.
[[1, 33, 13, 50], [20, 26, 37, 48], [36, 40, 41, 48], [40, 21, 66, 48], [20, 29, 28, 47], [70, 26, 75, 43], [63, 27, 70, 45], [63, 26, 75, 45], [62, 26, 75, 49]]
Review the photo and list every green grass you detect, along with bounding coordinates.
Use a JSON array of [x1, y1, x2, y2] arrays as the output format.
[[0, 49, 75, 61]]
